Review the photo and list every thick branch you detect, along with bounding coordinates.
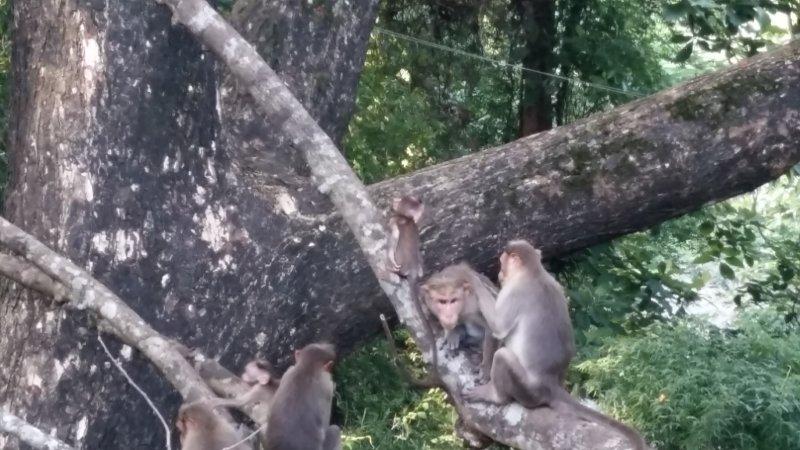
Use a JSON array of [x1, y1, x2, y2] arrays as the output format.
[[156, 1, 647, 448], [0, 410, 75, 450], [0, 218, 215, 403]]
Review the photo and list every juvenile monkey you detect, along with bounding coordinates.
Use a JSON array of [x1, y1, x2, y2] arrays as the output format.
[[264, 343, 341, 450], [421, 263, 498, 375], [176, 401, 252, 450], [465, 240, 647, 450], [387, 195, 425, 279], [384, 195, 441, 388], [211, 359, 279, 410]]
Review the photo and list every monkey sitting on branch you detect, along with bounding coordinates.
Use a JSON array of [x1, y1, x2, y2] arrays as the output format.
[[176, 401, 252, 450], [420, 263, 498, 377], [264, 342, 342, 450], [465, 239, 649, 450], [383, 195, 442, 388]]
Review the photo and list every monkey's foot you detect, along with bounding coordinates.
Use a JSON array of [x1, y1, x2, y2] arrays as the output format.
[[464, 384, 503, 405]]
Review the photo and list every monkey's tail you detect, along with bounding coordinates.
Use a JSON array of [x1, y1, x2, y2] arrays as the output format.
[[551, 389, 648, 450]]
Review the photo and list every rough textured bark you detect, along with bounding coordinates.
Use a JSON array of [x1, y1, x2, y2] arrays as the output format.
[[0, 0, 379, 448], [1, 0, 799, 449]]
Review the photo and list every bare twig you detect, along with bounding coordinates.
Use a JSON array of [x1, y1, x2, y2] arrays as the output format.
[[0, 253, 66, 300], [0, 410, 75, 450], [153, 1, 642, 448], [98, 334, 172, 450], [379, 314, 441, 389]]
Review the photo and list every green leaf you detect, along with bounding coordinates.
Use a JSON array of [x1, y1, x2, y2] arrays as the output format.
[[699, 221, 715, 234], [693, 251, 716, 264], [725, 256, 744, 268], [675, 42, 694, 62], [670, 34, 692, 43], [719, 262, 735, 280]]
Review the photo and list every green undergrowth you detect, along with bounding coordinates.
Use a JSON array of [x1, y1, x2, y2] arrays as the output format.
[[335, 329, 508, 449], [578, 308, 800, 450]]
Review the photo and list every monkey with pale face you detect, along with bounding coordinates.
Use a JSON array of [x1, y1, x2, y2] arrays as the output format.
[[176, 401, 252, 450], [465, 240, 647, 450], [264, 343, 341, 450], [421, 263, 498, 375]]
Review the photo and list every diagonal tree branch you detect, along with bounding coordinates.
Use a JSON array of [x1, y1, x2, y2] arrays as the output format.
[[154, 0, 644, 448], [0, 410, 75, 450], [0, 219, 217, 404]]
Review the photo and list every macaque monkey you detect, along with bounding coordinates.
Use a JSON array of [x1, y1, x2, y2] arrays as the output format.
[[421, 263, 498, 375], [387, 195, 424, 279], [176, 401, 252, 450], [384, 195, 441, 388], [265, 343, 341, 450], [210, 359, 279, 412], [465, 240, 647, 450]]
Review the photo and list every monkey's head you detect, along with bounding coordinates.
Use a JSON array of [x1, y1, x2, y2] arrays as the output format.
[[421, 274, 471, 331], [176, 402, 216, 436], [499, 239, 542, 284], [392, 195, 424, 223], [242, 358, 276, 387], [294, 342, 336, 372]]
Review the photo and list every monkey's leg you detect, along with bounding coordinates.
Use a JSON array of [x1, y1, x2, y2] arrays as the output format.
[[322, 425, 342, 450], [464, 348, 515, 405], [490, 348, 551, 409], [479, 334, 498, 381]]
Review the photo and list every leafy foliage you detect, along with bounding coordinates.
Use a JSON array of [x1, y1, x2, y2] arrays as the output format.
[[577, 308, 800, 450], [336, 330, 507, 449], [662, 0, 798, 58]]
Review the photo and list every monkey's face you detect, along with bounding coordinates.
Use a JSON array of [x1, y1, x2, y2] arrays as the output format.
[[427, 287, 465, 330], [242, 362, 272, 386], [393, 196, 424, 223]]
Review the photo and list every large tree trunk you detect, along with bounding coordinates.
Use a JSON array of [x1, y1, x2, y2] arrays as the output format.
[[1, 0, 799, 448], [0, 0, 379, 448]]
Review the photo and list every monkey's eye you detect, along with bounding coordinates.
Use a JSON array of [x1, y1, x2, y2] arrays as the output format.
[[438, 299, 448, 305]]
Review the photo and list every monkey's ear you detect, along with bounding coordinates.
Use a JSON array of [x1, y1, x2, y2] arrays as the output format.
[[324, 360, 334, 372], [294, 349, 301, 362], [461, 280, 472, 292], [411, 204, 425, 224]]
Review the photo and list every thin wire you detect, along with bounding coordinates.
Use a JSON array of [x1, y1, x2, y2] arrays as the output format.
[[221, 423, 267, 450], [374, 26, 645, 98], [98, 335, 172, 450]]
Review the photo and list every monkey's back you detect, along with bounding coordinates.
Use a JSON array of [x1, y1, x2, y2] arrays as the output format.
[[264, 369, 330, 450], [507, 273, 575, 376]]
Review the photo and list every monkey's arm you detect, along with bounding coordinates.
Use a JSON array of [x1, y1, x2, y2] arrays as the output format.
[[386, 216, 402, 271]]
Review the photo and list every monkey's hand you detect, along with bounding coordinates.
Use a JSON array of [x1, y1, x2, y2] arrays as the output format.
[[444, 331, 461, 352]]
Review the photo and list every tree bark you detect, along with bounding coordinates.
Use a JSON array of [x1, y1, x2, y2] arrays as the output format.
[[0, 0, 378, 448], [1, 0, 799, 449]]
